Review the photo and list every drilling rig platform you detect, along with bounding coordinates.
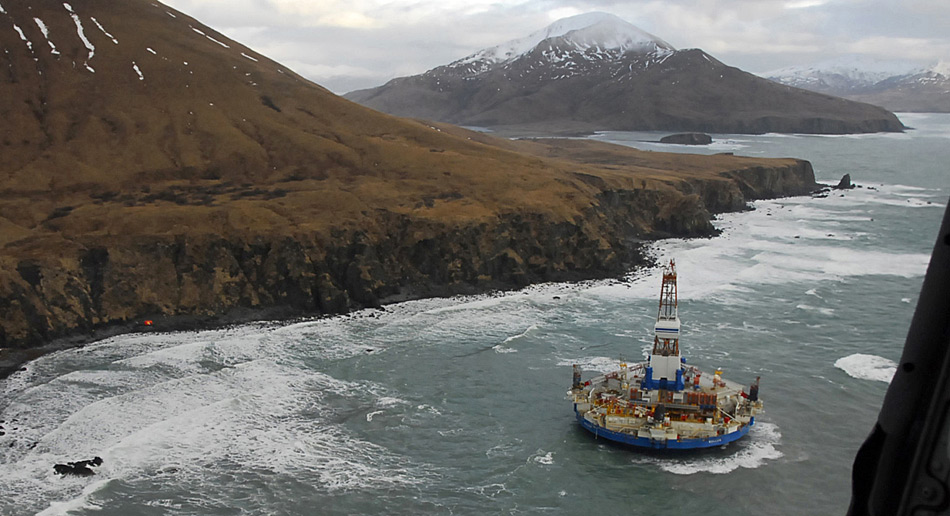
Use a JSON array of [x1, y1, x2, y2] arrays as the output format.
[[568, 260, 763, 450]]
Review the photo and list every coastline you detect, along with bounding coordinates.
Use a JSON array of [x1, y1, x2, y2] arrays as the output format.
[[0, 306, 304, 381], [0, 268, 633, 382], [0, 188, 826, 382], [0, 143, 821, 381]]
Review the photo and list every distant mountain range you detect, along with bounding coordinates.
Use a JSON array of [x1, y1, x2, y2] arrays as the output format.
[[345, 12, 903, 135], [764, 57, 950, 113]]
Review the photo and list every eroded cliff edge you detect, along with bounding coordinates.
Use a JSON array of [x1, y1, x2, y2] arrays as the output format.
[[0, 144, 817, 351]]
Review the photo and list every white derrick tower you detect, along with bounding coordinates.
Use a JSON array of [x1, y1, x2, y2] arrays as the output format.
[[644, 260, 685, 390]]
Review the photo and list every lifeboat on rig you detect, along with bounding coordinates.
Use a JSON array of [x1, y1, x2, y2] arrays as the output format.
[[568, 260, 763, 449]]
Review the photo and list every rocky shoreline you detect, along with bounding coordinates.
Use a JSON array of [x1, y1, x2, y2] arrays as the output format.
[[0, 159, 819, 380]]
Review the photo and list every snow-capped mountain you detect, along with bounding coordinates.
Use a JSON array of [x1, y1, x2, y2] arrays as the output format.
[[765, 56, 920, 93], [346, 13, 903, 134], [445, 12, 673, 78], [765, 58, 950, 112]]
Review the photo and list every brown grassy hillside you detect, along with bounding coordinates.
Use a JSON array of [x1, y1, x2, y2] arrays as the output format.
[[0, 0, 818, 353]]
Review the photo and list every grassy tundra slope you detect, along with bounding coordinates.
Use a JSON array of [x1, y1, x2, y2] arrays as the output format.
[[0, 0, 817, 353]]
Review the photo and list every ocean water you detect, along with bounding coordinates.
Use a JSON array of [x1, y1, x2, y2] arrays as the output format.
[[1, 113, 947, 516]]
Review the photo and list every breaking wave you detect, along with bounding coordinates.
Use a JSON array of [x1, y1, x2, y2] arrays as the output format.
[[645, 422, 783, 475], [835, 353, 897, 383]]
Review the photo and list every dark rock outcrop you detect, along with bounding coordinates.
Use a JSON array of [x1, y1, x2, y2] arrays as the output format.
[[54, 457, 103, 477], [660, 133, 713, 145], [834, 174, 856, 190]]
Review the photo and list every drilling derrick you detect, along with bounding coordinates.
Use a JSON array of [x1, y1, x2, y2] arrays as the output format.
[[654, 260, 679, 357], [643, 260, 685, 390]]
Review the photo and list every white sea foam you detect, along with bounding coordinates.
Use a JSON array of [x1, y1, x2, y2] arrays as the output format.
[[531, 450, 554, 465], [36, 478, 111, 516], [556, 355, 625, 373], [649, 422, 783, 475], [835, 353, 897, 383], [581, 190, 933, 308], [886, 184, 932, 192], [0, 322, 432, 513], [503, 324, 538, 344], [796, 304, 835, 316], [423, 295, 511, 315], [416, 404, 442, 416], [376, 396, 407, 408]]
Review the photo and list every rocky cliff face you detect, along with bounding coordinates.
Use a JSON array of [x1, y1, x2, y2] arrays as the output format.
[[0, 157, 816, 349]]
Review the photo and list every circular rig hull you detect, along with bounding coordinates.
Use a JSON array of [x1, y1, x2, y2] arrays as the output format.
[[575, 405, 754, 450]]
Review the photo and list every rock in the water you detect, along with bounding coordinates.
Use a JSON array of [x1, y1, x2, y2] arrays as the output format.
[[54, 457, 103, 477], [834, 174, 856, 189], [660, 133, 713, 145]]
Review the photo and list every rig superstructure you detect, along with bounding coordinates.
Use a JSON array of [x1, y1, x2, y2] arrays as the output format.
[[569, 260, 763, 449]]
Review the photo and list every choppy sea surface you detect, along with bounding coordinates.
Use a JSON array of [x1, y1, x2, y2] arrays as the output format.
[[1, 113, 947, 516]]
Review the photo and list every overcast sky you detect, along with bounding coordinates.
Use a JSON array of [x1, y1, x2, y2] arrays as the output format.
[[161, 0, 950, 94]]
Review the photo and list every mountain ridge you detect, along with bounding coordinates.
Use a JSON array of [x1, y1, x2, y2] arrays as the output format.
[[765, 58, 950, 113], [346, 13, 904, 135]]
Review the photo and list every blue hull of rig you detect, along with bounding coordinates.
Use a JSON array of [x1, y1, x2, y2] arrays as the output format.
[[574, 405, 754, 450]]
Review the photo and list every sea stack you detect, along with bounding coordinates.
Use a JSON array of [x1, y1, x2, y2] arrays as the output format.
[[660, 133, 713, 145]]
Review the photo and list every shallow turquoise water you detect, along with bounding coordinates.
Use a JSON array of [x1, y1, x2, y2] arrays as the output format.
[[0, 114, 947, 515]]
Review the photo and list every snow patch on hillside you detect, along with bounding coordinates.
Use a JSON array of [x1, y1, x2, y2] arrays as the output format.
[[451, 12, 672, 74], [34, 17, 60, 55], [191, 26, 230, 49], [91, 16, 118, 44], [64, 3, 95, 66], [12, 23, 36, 60]]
